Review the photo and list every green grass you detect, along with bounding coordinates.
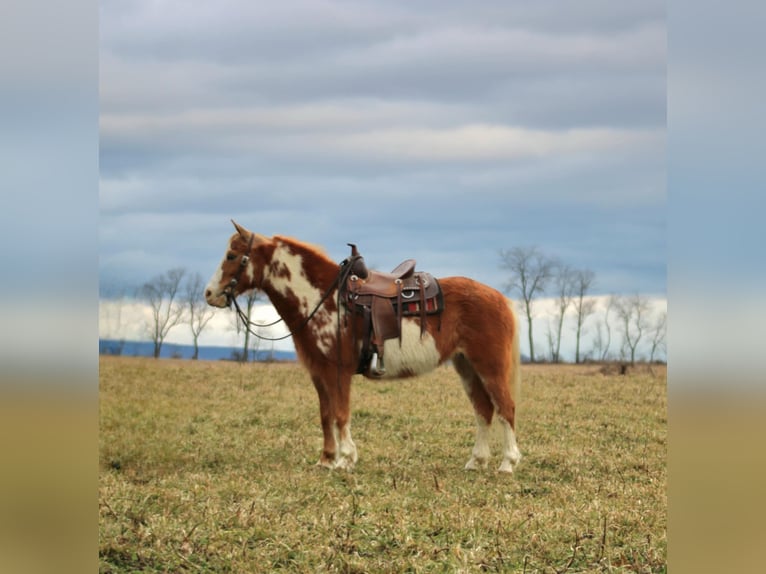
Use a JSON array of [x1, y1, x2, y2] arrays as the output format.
[[99, 358, 666, 573]]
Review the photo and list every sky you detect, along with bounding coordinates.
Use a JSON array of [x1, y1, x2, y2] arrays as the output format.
[[98, 0, 667, 359]]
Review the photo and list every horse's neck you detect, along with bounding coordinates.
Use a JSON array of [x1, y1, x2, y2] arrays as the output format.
[[260, 238, 339, 327]]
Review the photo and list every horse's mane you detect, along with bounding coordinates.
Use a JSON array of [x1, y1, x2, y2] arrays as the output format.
[[272, 235, 337, 266]]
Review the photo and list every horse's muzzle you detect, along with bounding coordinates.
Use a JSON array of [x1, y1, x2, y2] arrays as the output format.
[[205, 288, 231, 309]]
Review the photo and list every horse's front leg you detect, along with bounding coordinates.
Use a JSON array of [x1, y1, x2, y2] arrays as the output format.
[[333, 371, 357, 471], [334, 420, 357, 471], [311, 375, 337, 469], [311, 373, 357, 471]]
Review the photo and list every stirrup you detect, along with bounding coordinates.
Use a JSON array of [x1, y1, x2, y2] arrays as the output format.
[[370, 352, 386, 376]]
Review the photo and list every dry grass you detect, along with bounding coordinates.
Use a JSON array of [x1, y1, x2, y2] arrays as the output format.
[[99, 357, 666, 573]]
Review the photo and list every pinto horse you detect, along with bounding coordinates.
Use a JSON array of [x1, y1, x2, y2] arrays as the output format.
[[205, 221, 522, 473]]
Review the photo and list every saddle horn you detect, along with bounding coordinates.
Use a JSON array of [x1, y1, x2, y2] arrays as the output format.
[[347, 243, 369, 279]]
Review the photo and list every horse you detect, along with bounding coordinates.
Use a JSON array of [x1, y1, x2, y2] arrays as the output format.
[[205, 220, 522, 473]]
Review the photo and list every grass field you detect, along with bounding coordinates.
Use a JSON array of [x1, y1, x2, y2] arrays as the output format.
[[99, 357, 666, 573]]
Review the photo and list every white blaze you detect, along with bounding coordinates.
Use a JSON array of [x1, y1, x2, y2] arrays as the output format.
[[204, 237, 256, 306], [204, 265, 224, 302]]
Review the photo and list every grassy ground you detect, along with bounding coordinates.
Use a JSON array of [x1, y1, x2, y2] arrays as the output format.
[[99, 357, 666, 573]]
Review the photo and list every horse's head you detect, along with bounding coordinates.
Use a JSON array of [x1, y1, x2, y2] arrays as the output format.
[[205, 220, 270, 308]]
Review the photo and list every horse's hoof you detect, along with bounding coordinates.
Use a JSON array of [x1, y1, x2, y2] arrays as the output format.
[[464, 457, 488, 471], [334, 456, 356, 472]]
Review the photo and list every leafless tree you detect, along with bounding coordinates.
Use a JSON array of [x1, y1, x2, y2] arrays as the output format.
[[615, 294, 651, 365], [140, 267, 186, 358], [649, 310, 667, 363], [592, 295, 616, 361], [544, 320, 556, 362], [100, 288, 128, 355], [592, 322, 606, 361], [230, 290, 261, 362], [185, 272, 216, 360], [500, 246, 555, 363], [572, 269, 597, 363], [243, 290, 260, 362], [549, 263, 574, 363]]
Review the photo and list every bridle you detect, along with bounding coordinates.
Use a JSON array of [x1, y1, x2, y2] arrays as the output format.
[[223, 232, 255, 308]]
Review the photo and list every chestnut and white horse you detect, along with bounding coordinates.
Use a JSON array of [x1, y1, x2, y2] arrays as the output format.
[[205, 221, 522, 473]]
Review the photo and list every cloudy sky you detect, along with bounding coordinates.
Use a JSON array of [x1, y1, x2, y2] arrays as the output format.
[[99, 0, 666, 357]]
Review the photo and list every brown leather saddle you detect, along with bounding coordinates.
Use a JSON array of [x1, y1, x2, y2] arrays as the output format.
[[341, 244, 444, 376]]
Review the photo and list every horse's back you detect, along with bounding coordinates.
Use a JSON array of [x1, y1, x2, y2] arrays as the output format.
[[438, 276, 515, 320], [435, 276, 517, 357]]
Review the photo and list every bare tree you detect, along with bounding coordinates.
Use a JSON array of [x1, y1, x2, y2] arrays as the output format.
[[549, 263, 574, 363], [185, 272, 216, 360], [242, 290, 260, 362], [572, 269, 597, 363], [592, 322, 606, 361], [592, 295, 616, 361], [544, 320, 556, 363], [615, 294, 651, 365], [230, 290, 261, 362], [649, 310, 667, 363], [100, 288, 128, 355], [140, 267, 186, 358], [500, 246, 555, 363]]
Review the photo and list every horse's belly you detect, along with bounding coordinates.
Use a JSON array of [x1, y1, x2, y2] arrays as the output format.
[[375, 319, 442, 379]]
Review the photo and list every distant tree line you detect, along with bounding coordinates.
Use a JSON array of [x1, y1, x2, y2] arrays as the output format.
[[103, 267, 279, 362], [104, 251, 666, 365], [499, 246, 666, 365]]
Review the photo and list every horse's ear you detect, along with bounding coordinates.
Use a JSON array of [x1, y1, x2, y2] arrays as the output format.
[[231, 220, 268, 245], [231, 219, 249, 237]]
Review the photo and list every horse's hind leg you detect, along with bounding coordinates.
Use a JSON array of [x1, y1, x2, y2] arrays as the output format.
[[476, 362, 521, 473], [453, 353, 494, 470], [454, 354, 521, 473], [496, 414, 521, 473]]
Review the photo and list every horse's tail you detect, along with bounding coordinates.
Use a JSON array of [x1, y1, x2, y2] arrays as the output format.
[[508, 298, 521, 425]]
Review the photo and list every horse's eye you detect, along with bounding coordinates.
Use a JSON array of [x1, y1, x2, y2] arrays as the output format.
[[226, 253, 236, 261]]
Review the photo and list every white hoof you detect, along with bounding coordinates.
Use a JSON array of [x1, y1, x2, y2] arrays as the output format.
[[464, 456, 489, 471], [498, 452, 521, 473], [334, 455, 356, 472]]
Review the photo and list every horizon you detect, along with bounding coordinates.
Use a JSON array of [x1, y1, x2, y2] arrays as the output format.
[[99, 293, 667, 364]]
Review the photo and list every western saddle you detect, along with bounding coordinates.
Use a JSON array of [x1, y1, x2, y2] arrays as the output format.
[[341, 244, 444, 376]]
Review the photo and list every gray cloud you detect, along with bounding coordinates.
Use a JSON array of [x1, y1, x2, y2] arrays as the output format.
[[99, 0, 666, 299]]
